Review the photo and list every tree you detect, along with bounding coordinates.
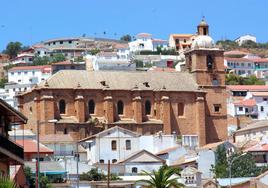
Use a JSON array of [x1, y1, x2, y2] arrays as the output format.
[[24, 167, 35, 188], [120, 35, 132, 42], [50, 53, 66, 63], [211, 145, 268, 178], [0, 176, 18, 188], [3, 42, 22, 59], [137, 165, 184, 188], [80, 168, 121, 181], [0, 78, 7, 88], [89, 48, 100, 55], [241, 40, 258, 48], [225, 74, 265, 85]]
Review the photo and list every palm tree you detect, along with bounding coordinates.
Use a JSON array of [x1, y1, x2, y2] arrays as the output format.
[[137, 165, 184, 188], [0, 176, 18, 188]]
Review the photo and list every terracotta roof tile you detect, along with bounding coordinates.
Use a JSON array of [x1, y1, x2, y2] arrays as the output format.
[[234, 98, 256, 107], [227, 85, 268, 91], [16, 139, 53, 154]]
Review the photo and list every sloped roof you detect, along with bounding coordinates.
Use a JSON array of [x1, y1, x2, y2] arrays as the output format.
[[251, 92, 268, 97], [234, 98, 256, 107], [227, 85, 268, 91], [235, 120, 268, 134], [156, 146, 179, 155], [246, 143, 268, 152], [40, 134, 74, 143], [36, 70, 199, 92], [16, 139, 54, 154], [117, 150, 165, 164], [79, 126, 140, 142]]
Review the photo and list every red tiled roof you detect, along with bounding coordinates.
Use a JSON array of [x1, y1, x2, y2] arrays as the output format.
[[152, 39, 167, 43], [9, 65, 51, 72], [246, 143, 268, 152], [136, 33, 152, 37], [16, 139, 54, 154], [224, 50, 248, 56], [251, 92, 268, 97], [148, 67, 176, 72], [227, 85, 268, 91], [225, 57, 251, 62], [40, 134, 74, 143], [52, 60, 73, 65], [234, 98, 256, 107], [225, 57, 268, 63]]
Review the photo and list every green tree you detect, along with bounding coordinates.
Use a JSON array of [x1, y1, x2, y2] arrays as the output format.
[[32, 56, 50, 66], [0, 176, 18, 188], [50, 53, 66, 63], [80, 168, 106, 181], [39, 176, 52, 188], [211, 146, 268, 178], [89, 48, 100, 55], [225, 74, 265, 85], [216, 40, 239, 50], [137, 165, 184, 188], [24, 167, 35, 188], [241, 40, 258, 48], [3, 42, 22, 59], [120, 34, 132, 42], [0, 78, 7, 88]]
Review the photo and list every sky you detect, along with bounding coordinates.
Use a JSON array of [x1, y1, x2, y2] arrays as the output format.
[[0, 0, 267, 50]]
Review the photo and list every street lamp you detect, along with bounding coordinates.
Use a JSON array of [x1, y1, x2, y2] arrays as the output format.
[[36, 119, 58, 188], [228, 153, 247, 188]]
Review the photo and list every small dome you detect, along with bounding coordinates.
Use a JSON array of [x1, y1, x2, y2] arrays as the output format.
[[192, 35, 215, 49], [198, 19, 208, 27]]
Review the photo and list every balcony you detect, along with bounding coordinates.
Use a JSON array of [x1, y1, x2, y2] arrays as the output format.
[[0, 134, 24, 164]]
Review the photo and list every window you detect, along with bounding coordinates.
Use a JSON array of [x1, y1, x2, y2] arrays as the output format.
[[264, 98, 267, 101], [59, 99, 66, 114], [175, 39, 179, 44], [29, 79, 32, 82], [88, 100, 95, 114], [178, 103, 184, 116], [239, 107, 243, 111], [126, 140, 131, 150], [207, 55, 213, 70], [203, 28, 207, 35], [60, 41, 63, 44], [32, 71, 35, 75], [212, 78, 219, 86], [18, 72, 21, 75], [261, 106, 264, 112], [24, 71, 28, 75], [69, 40, 72, 44], [182, 135, 198, 147], [117, 100, 124, 115], [64, 128, 68, 134], [18, 79, 21, 82], [99, 159, 104, 163], [145, 100, 151, 115], [111, 140, 117, 150], [184, 39, 186, 43], [53, 42, 56, 45], [214, 104, 221, 112], [132, 167, 138, 173], [112, 159, 117, 163]]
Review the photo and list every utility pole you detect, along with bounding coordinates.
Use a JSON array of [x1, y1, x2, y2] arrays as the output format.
[[107, 160, 110, 188], [36, 120, 40, 188]]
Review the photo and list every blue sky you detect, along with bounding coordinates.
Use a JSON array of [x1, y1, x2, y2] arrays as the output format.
[[0, 0, 267, 50]]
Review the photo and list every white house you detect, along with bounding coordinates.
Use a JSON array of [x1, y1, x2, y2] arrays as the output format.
[[234, 120, 268, 143], [235, 34, 257, 46], [129, 33, 168, 52], [0, 65, 52, 108], [11, 53, 35, 65], [181, 166, 202, 187], [79, 126, 178, 165], [117, 150, 165, 175], [8, 65, 51, 85]]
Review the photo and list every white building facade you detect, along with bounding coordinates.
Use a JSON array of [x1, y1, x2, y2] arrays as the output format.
[[235, 34, 257, 46]]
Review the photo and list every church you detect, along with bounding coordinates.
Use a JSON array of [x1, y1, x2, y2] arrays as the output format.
[[17, 19, 227, 146]]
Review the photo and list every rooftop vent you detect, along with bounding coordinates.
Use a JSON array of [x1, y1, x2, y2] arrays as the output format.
[[143, 82, 150, 87]]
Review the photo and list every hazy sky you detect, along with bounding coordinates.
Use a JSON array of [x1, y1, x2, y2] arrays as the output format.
[[0, 0, 267, 50]]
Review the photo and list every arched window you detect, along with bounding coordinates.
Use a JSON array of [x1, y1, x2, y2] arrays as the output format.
[[132, 167, 138, 173], [88, 100, 95, 114], [59, 99, 66, 114], [112, 159, 117, 163], [145, 100, 151, 115], [117, 100, 124, 115], [126, 140, 131, 150], [64, 128, 68, 135], [111, 140, 117, 150], [207, 55, 213, 70]]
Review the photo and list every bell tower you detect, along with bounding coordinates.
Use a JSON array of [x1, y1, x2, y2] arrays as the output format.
[[197, 17, 209, 36], [185, 19, 227, 143]]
